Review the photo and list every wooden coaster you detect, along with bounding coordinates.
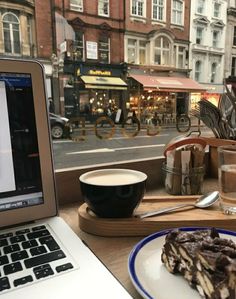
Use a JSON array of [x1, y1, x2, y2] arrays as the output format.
[[78, 195, 236, 237]]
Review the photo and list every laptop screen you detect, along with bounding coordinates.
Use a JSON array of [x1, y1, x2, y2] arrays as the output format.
[[0, 72, 44, 212]]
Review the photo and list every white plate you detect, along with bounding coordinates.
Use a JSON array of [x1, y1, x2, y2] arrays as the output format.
[[128, 227, 236, 299]]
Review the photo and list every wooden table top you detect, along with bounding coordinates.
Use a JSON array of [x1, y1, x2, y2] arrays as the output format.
[[59, 202, 143, 298], [59, 179, 220, 299]]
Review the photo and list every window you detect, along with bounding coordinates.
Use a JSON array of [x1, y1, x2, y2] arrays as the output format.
[[196, 27, 203, 44], [231, 57, 236, 76], [195, 60, 202, 81], [70, 0, 83, 11], [98, 0, 109, 16], [27, 15, 33, 45], [139, 41, 146, 64], [131, 0, 145, 17], [152, 0, 165, 21], [127, 39, 136, 63], [127, 39, 146, 64], [3, 12, 20, 54], [213, 2, 220, 18], [171, 0, 183, 25], [74, 32, 84, 61], [196, 0, 205, 14], [154, 36, 171, 65], [233, 26, 236, 46], [177, 46, 185, 68], [212, 30, 219, 47], [211, 62, 217, 83], [98, 35, 110, 63]]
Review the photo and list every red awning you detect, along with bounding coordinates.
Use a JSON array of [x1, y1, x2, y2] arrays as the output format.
[[130, 75, 206, 92]]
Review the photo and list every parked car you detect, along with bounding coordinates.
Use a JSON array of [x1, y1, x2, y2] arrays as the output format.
[[49, 113, 69, 139]]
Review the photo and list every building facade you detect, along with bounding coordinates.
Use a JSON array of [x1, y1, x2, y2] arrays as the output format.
[[53, 0, 127, 119], [123, 0, 204, 124], [0, 0, 54, 100], [225, 0, 236, 93], [189, 0, 227, 107]]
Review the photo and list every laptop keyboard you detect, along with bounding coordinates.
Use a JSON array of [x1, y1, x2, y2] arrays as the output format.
[[0, 224, 76, 293]]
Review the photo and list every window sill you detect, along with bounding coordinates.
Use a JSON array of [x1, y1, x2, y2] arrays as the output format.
[[130, 16, 147, 24]]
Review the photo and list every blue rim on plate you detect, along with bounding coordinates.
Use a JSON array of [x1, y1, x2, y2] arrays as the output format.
[[128, 227, 236, 299]]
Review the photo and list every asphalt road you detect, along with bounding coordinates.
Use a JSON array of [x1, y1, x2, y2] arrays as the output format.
[[52, 126, 213, 170]]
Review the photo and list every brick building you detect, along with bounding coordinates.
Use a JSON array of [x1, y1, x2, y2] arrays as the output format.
[[53, 0, 127, 119], [124, 0, 205, 122], [0, 0, 54, 98]]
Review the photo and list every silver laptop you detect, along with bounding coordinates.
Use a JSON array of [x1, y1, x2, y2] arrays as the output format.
[[0, 58, 132, 299]]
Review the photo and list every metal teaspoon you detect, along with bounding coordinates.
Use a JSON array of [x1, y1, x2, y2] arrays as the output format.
[[136, 191, 219, 219]]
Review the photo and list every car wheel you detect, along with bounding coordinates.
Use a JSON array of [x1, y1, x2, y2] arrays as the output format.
[[51, 124, 64, 139]]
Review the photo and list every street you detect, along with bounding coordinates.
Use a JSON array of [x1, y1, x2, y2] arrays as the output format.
[[52, 125, 213, 170]]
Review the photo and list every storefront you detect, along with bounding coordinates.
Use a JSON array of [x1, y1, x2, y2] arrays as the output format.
[[128, 74, 205, 124], [63, 61, 127, 122]]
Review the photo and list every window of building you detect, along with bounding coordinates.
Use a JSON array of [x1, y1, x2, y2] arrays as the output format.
[[139, 40, 146, 64], [177, 46, 185, 68], [127, 39, 146, 64], [27, 15, 33, 45], [171, 0, 183, 25], [212, 30, 219, 47], [154, 36, 171, 65], [196, 27, 203, 44], [196, 0, 205, 14], [152, 0, 165, 21], [3, 12, 21, 54], [74, 32, 84, 61], [98, 35, 110, 63], [98, 0, 109, 16], [211, 62, 217, 83], [131, 0, 145, 17], [233, 26, 236, 46], [127, 39, 136, 63], [213, 2, 220, 18], [232, 57, 236, 76], [195, 60, 202, 81], [70, 0, 83, 11]]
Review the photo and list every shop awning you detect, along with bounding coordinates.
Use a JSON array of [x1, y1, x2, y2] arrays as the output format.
[[80, 76, 127, 90], [130, 75, 206, 92]]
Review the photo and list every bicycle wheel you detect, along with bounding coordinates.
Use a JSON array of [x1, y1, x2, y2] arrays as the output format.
[[176, 114, 191, 133]]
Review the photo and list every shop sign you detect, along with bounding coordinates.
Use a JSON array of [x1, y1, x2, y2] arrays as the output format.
[[88, 70, 111, 76], [86, 41, 98, 60]]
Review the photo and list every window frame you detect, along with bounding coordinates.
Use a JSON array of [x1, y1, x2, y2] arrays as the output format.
[[131, 0, 146, 18], [213, 2, 220, 18], [212, 30, 220, 48], [74, 31, 84, 61], [233, 26, 236, 46], [2, 12, 21, 55], [98, 35, 110, 63], [126, 38, 147, 65], [154, 35, 172, 66], [98, 0, 110, 17], [152, 0, 166, 22], [210, 62, 217, 83], [195, 60, 202, 82], [171, 0, 184, 26], [231, 56, 236, 77], [196, 0, 205, 14], [196, 26, 204, 45], [70, 0, 83, 12]]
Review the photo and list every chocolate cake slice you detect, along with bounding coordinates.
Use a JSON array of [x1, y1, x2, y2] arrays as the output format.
[[161, 229, 236, 299]]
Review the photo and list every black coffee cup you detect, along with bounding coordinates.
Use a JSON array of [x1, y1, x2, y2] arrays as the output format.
[[79, 168, 147, 218]]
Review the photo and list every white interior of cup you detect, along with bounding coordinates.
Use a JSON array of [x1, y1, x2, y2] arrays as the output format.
[[79, 169, 147, 186]]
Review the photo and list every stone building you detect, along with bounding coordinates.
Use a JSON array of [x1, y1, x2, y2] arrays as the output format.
[[189, 0, 227, 107], [224, 0, 236, 93]]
